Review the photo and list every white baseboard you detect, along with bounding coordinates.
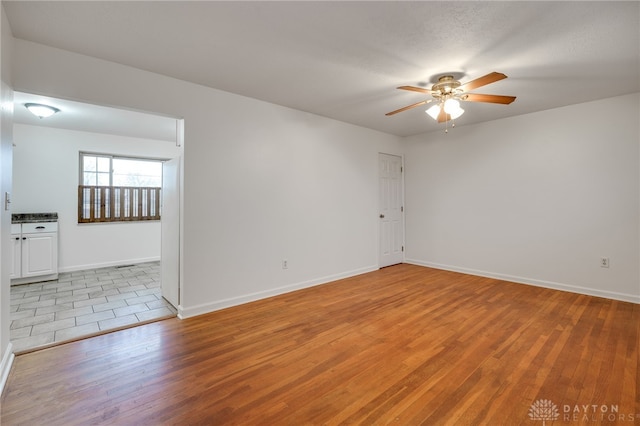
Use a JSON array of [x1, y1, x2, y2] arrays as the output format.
[[405, 258, 640, 304], [58, 257, 161, 273], [179, 265, 379, 319], [0, 342, 15, 397]]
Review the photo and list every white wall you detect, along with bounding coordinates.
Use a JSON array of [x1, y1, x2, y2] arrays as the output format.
[[0, 3, 15, 391], [12, 124, 180, 272], [11, 39, 403, 317], [404, 93, 640, 303]]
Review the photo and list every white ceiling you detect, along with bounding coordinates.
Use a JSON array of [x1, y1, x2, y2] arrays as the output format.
[[4, 1, 639, 137], [13, 91, 178, 142]]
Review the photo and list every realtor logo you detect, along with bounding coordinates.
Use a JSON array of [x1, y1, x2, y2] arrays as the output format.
[[529, 399, 560, 425]]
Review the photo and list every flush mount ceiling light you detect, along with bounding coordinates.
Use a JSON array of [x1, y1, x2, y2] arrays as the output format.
[[385, 72, 516, 132], [25, 103, 60, 119]]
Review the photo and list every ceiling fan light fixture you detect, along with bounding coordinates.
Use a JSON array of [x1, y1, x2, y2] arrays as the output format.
[[426, 104, 441, 120], [444, 99, 464, 119], [426, 101, 464, 121], [25, 103, 60, 119], [449, 107, 464, 120], [443, 99, 460, 113]]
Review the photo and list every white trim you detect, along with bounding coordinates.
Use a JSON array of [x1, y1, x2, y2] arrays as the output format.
[[57, 256, 160, 273], [178, 265, 378, 319], [0, 342, 15, 397], [405, 259, 640, 304]]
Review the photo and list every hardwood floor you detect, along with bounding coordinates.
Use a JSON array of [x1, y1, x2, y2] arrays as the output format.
[[1, 264, 638, 425]]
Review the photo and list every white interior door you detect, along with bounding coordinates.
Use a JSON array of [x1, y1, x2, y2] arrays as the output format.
[[379, 153, 404, 268], [161, 156, 180, 308]]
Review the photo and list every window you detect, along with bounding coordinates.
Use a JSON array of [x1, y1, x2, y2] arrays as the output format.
[[79, 153, 163, 223]]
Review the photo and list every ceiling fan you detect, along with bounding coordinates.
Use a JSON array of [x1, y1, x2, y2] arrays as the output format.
[[385, 72, 516, 127]]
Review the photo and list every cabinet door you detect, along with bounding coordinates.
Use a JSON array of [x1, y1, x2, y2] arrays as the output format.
[[21, 233, 58, 277], [10, 234, 21, 279]]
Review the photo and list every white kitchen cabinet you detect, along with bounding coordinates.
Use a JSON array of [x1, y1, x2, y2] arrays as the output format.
[[10, 224, 21, 279], [11, 222, 59, 285]]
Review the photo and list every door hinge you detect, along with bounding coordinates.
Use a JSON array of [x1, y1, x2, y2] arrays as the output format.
[[401, 206, 404, 212], [402, 246, 404, 252], [401, 166, 403, 173]]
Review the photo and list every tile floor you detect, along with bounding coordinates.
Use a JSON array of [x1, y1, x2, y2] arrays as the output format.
[[10, 261, 177, 352]]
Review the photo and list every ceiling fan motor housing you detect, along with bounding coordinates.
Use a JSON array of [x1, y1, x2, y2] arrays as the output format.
[[431, 75, 461, 94], [432, 75, 463, 100]]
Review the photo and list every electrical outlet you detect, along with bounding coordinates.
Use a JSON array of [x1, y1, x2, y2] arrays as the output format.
[[600, 257, 609, 268], [282, 259, 288, 269]]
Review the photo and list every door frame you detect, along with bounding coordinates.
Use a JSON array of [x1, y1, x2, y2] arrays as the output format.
[[161, 156, 181, 310], [161, 119, 184, 315]]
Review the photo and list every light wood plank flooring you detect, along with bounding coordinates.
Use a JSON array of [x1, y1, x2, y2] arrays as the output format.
[[1, 264, 638, 425]]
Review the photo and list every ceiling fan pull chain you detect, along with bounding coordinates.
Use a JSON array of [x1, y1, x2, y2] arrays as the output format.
[[445, 107, 450, 133]]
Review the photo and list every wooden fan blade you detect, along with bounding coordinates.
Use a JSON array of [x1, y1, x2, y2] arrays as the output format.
[[464, 93, 516, 104], [398, 86, 432, 94], [460, 72, 507, 92], [385, 100, 430, 116], [437, 107, 451, 123]]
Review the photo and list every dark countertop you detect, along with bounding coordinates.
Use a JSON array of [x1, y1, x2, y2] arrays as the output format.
[[12, 212, 59, 223]]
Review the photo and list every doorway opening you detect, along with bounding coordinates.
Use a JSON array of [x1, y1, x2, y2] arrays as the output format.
[[9, 92, 183, 353]]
